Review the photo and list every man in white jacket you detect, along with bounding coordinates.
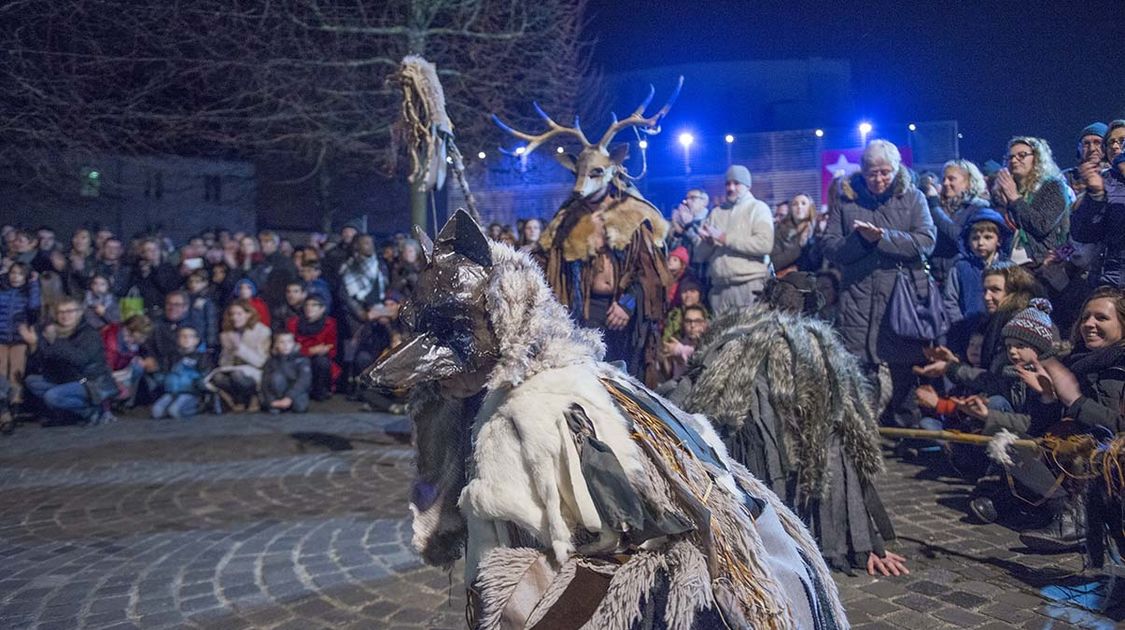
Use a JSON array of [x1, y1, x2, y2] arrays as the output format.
[[696, 164, 774, 313]]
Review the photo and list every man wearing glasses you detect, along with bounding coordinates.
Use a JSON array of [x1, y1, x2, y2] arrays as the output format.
[[669, 188, 710, 250], [18, 297, 117, 426]]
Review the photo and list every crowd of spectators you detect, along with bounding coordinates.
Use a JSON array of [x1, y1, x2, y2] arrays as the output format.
[[3, 119, 1123, 557], [0, 220, 417, 432]]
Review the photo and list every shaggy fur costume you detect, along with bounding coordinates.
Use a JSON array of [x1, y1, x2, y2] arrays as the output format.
[[672, 307, 892, 569], [680, 308, 884, 497], [402, 236, 847, 629]]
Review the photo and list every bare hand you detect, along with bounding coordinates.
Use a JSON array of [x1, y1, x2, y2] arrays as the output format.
[[925, 181, 939, 198], [913, 359, 949, 379], [17, 323, 37, 347], [853, 220, 884, 243], [142, 357, 160, 373], [606, 302, 630, 330], [704, 226, 726, 245], [42, 324, 58, 344], [995, 169, 1019, 202], [914, 384, 940, 410], [1038, 357, 1082, 406], [1079, 161, 1104, 195], [94, 304, 106, 317], [924, 345, 959, 364], [271, 397, 292, 409], [957, 395, 990, 420], [867, 551, 909, 577], [1014, 359, 1055, 401]]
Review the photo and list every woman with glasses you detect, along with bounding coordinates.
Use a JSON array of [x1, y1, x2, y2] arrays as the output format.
[[18, 297, 117, 426], [991, 137, 1072, 266]]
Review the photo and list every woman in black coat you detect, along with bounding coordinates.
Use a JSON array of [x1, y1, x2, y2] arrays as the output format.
[[820, 140, 937, 428]]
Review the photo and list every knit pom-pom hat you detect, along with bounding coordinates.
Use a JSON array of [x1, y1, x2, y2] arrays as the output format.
[[1002, 298, 1058, 357]]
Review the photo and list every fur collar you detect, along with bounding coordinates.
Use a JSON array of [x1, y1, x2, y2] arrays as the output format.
[[483, 242, 605, 389], [539, 193, 670, 262], [840, 165, 914, 205]]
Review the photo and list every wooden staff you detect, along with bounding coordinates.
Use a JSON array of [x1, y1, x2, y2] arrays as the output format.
[[878, 427, 1039, 448]]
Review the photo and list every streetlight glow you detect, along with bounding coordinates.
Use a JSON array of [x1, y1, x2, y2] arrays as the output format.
[[638, 139, 649, 150], [724, 134, 734, 144], [678, 132, 694, 148], [814, 129, 824, 138], [515, 146, 526, 155], [556, 146, 564, 154], [477, 151, 486, 159], [858, 122, 872, 135], [908, 123, 917, 132]]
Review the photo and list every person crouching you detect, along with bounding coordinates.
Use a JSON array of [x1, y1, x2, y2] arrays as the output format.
[[151, 326, 211, 420], [261, 332, 310, 414]]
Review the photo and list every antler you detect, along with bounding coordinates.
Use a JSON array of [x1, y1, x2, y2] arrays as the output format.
[[596, 76, 683, 148], [491, 102, 592, 157]]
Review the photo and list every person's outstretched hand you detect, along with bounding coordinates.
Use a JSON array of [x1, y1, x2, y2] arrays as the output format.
[[867, 551, 910, 577]]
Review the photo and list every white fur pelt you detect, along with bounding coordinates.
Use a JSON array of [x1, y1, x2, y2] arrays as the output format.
[[987, 429, 1019, 467], [409, 242, 845, 628]]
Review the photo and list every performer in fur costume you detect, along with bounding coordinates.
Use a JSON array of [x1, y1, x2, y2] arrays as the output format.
[[493, 83, 680, 386], [667, 273, 907, 576], [365, 210, 847, 629]]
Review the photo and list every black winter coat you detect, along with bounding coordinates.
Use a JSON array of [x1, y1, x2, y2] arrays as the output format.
[[821, 168, 936, 364], [30, 322, 111, 384]]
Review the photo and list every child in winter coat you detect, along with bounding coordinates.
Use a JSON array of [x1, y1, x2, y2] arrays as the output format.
[[83, 273, 121, 330], [152, 326, 211, 419], [186, 270, 219, 354], [261, 332, 311, 414], [941, 208, 1012, 357], [285, 294, 339, 401], [0, 263, 41, 407]]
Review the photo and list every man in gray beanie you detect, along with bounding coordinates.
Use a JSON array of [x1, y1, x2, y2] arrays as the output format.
[[1064, 121, 1108, 195], [696, 164, 774, 312]]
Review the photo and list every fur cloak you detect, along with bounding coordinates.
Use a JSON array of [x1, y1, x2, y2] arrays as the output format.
[[405, 241, 847, 629], [672, 307, 892, 568]]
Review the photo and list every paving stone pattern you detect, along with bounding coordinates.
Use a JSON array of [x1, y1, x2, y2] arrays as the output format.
[[0, 407, 1121, 629]]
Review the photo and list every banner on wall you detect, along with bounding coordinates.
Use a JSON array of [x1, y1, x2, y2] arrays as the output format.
[[820, 147, 912, 209]]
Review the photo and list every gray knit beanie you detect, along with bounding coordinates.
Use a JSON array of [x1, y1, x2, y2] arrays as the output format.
[[725, 165, 752, 188]]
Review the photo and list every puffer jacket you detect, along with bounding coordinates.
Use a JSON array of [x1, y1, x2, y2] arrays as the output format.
[[820, 166, 936, 364], [0, 279, 40, 343], [926, 194, 991, 283], [941, 207, 1012, 354], [1070, 166, 1125, 289], [161, 351, 211, 395]]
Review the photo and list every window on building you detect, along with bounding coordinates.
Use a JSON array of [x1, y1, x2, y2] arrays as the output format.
[[79, 166, 101, 198], [203, 175, 222, 202], [145, 170, 164, 199]]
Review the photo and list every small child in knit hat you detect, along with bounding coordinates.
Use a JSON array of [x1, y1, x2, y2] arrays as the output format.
[[915, 298, 1061, 438]]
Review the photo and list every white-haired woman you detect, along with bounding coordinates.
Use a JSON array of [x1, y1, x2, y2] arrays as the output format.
[[925, 160, 992, 282], [821, 140, 936, 429], [992, 137, 1072, 266]]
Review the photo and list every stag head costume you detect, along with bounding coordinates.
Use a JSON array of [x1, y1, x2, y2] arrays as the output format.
[[365, 210, 847, 629], [492, 82, 681, 386]]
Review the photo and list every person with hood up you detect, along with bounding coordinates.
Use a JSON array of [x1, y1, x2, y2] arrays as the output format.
[[942, 207, 1013, 357]]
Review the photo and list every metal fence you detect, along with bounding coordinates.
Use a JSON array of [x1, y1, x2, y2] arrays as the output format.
[[450, 120, 959, 225]]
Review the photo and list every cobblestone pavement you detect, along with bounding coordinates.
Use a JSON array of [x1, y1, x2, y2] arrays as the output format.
[[0, 405, 1121, 629]]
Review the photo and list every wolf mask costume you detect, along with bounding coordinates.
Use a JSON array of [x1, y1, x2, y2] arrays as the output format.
[[366, 210, 847, 629]]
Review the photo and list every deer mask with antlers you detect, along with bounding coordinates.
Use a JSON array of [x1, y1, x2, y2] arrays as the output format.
[[492, 79, 683, 255]]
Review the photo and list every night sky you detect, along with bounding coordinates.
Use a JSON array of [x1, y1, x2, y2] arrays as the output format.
[[588, 0, 1125, 168]]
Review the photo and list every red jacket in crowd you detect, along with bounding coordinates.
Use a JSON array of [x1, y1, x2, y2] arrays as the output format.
[[285, 315, 341, 383]]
